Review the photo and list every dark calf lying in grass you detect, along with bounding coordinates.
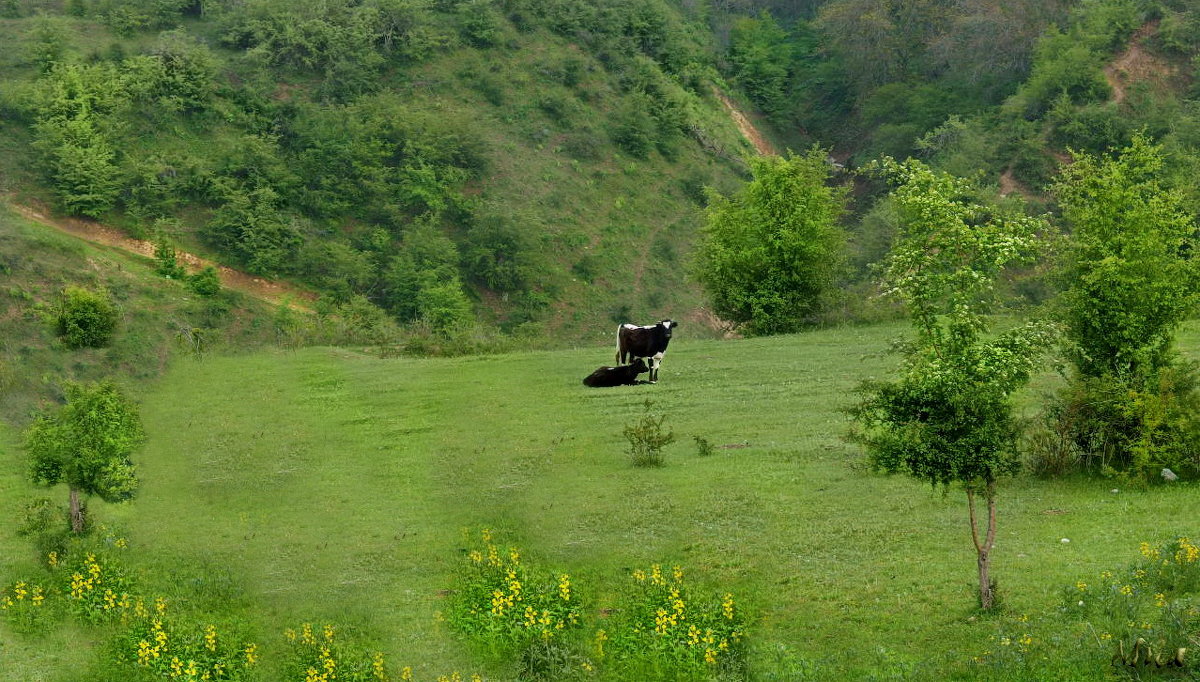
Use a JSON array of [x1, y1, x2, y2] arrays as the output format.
[[583, 359, 649, 387]]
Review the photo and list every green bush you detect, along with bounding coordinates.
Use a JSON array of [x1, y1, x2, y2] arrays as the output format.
[[153, 236, 187, 279], [54, 286, 119, 349], [187, 266, 222, 297], [16, 497, 71, 561], [693, 149, 847, 336], [624, 400, 675, 467], [611, 93, 657, 158], [1035, 365, 1200, 482]]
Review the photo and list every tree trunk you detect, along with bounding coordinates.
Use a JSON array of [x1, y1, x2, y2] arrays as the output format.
[[69, 487, 85, 534], [967, 481, 999, 610]]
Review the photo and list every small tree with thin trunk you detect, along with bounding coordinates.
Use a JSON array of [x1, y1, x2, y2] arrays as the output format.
[[849, 159, 1055, 610], [25, 381, 144, 533]]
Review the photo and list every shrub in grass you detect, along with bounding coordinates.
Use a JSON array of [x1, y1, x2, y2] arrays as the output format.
[[188, 266, 222, 297], [602, 564, 747, 677], [446, 529, 584, 667], [0, 580, 55, 634], [115, 604, 259, 680], [280, 622, 388, 681], [1061, 537, 1200, 669], [56, 549, 137, 624], [693, 435, 715, 457], [1033, 368, 1200, 482], [625, 400, 675, 467], [53, 285, 118, 348], [16, 497, 72, 559]]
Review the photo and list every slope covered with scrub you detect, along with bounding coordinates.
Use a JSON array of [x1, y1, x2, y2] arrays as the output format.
[[0, 0, 755, 344]]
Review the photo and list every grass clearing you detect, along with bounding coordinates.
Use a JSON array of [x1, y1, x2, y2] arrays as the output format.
[[5, 320, 1200, 678]]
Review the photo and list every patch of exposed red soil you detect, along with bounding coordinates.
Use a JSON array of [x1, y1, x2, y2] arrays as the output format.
[[9, 201, 316, 311], [712, 88, 777, 157]]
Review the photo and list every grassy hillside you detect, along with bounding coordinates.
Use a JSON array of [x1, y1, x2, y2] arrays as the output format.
[[3, 322, 1200, 679], [0, 201, 286, 423], [0, 0, 756, 344]]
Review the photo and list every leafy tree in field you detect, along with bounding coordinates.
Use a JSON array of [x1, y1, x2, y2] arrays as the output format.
[[850, 158, 1055, 611], [54, 286, 119, 349], [1044, 136, 1200, 478], [1054, 135, 1199, 382], [25, 381, 144, 533], [693, 148, 847, 335]]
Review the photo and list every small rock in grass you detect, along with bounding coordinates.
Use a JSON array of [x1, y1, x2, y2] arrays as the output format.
[[1061, 538, 1070, 544]]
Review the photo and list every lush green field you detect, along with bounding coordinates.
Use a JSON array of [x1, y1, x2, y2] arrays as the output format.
[[3, 322, 1200, 679]]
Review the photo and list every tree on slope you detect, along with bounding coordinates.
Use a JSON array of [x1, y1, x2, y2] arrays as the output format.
[[849, 159, 1055, 610], [25, 381, 144, 533], [693, 148, 847, 335]]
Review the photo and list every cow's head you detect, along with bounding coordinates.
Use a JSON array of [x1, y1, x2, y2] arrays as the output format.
[[659, 319, 678, 337], [632, 358, 649, 373]]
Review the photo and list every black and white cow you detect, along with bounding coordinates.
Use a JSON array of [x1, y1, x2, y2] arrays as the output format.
[[582, 358, 649, 388], [616, 319, 678, 383]]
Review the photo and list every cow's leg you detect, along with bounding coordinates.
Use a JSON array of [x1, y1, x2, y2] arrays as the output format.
[[649, 354, 662, 383]]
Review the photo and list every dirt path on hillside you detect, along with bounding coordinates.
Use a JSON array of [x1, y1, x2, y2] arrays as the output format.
[[8, 201, 316, 311], [713, 88, 777, 157], [1104, 20, 1172, 105]]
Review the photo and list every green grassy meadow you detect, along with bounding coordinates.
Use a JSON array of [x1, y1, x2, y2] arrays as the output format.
[[4, 319, 1200, 679]]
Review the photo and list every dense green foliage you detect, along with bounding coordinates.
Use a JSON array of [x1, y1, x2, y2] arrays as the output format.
[[693, 149, 846, 335], [1038, 136, 1200, 480], [52, 285, 118, 349], [1055, 136, 1199, 382]]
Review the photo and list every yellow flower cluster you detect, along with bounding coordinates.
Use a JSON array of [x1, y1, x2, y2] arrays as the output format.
[[131, 603, 256, 680], [1, 582, 45, 611], [435, 674, 483, 682], [1174, 537, 1199, 564], [628, 564, 743, 667], [453, 530, 580, 648], [286, 622, 389, 682], [373, 651, 386, 680]]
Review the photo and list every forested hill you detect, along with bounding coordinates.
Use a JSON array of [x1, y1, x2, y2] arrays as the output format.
[[4, 0, 1200, 350], [0, 0, 757, 346], [726, 0, 1200, 205]]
